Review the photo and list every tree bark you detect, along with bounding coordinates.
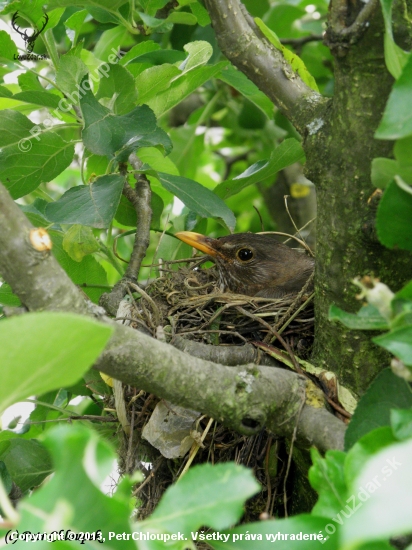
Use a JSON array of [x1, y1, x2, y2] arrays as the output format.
[[306, 1, 412, 394]]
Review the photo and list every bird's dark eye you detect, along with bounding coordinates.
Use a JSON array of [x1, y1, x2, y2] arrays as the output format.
[[236, 248, 254, 262]]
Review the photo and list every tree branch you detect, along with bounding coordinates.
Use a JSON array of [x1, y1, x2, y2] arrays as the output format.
[[99, 154, 152, 316], [0, 184, 88, 315], [95, 324, 345, 451], [0, 182, 345, 452], [204, 0, 328, 134], [325, 0, 380, 56], [172, 335, 281, 366]]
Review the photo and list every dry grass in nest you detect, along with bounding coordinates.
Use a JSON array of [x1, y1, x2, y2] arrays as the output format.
[[135, 258, 314, 354], [120, 258, 315, 522]]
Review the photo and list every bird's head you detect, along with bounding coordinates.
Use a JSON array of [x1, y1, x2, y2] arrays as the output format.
[[175, 231, 314, 297]]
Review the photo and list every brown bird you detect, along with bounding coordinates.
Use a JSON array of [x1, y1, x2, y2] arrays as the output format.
[[175, 231, 314, 298]]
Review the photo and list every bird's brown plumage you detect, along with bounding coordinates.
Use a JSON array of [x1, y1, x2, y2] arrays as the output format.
[[175, 231, 314, 298]]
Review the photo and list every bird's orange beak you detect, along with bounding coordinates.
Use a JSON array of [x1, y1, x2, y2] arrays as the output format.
[[175, 231, 219, 257]]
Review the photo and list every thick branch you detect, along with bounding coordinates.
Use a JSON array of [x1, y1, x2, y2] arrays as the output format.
[[95, 325, 345, 451], [204, 0, 328, 134], [0, 183, 345, 452]]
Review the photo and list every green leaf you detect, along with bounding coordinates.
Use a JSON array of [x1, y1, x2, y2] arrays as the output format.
[[345, 427, 396, 486], [17, 424, 135, 549], [46, 174, 125, 228], [394, 136, 412, 166], [62, 224, 100, 262], [80, 82, 170, 158], [345, 369, 412, 450], [94, 25, 129, 62], [190, 1, 210, 26], [136, 11, 171, 30], [119, 41, 160, 65], [329, 304, 389, 331], [371, 158, 398, 189], [0, 461, 12, 495], [136, 64, 181, 105], [157, 172, 236, 231], [391, 408, 412, 440], [0, 85, 13, 98], [0, 312, 113, 413], [0, 30, 18, 60], [115, 190, 164, 228], [214, 138, 305, 200], [166, 11, 197, 24], [143, 463, 259, 533], [376, 177, 412, 250], [65, 9, 87, 34], [0, 439, 53, 492], [139, 0, 169, 16], [371, 157, 412, 189], [218, 65, 274, 119], [0, 284, 21, 307], [391, 281, 412, 327], [373, 326, 412, 365], [375, 53, 412, 139], [96, 63, 137, 115], [46, 0, 129, 10], [56, 53, 89, 96], [342, 438, 412, 546], [181, 40, 213, 71], [50, 230, 109, 303], [138, 146, 179, 175], [45, 7, 66, 29], [309, 448, 348, 518], [379, 0, 409, 79], [254, 17, 319, 92], [145, 61, 227, 117], [127, 48, 185, 66], [18, 72, 44, 92], [13, 90, 62, 109], [0, 110, 74, 199]]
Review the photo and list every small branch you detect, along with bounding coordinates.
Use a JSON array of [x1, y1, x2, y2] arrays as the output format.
[[325, 0, 379, 56], [204, 0, 328, 134], [281, 35, 324, 48], [99, 154, 152, 316], [123, 156, 152, 280]]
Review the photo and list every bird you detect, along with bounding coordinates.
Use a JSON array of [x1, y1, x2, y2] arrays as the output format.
[[175, 231, 314, 298]]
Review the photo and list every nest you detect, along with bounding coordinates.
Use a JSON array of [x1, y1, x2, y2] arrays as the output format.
[[134, 260, 314, 353], [116, 258, 315, 522]]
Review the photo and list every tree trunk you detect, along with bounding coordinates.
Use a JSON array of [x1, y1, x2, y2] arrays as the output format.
[[306, 5, 412, 394]]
